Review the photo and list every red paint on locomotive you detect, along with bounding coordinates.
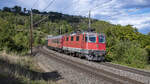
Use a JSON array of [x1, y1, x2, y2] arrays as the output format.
[[47, 32, 106, 61]]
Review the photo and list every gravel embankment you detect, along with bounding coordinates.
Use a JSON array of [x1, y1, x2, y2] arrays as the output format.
[[35, 52, 112, 84], [43, 46, 150, 84]]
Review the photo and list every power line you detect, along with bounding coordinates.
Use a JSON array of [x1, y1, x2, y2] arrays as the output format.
[[33, 0, 57, 26], [35, 0, 79, 25], [29, 0, 56, 55], [42, 0, 56, 11], [33, 15, 49, 26], [34, 0, 110, 28], [63, 0, 111, 17], [91, 0, 113, 10], [32, 0, 39, 9]]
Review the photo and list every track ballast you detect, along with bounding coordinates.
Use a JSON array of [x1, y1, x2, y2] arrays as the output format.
[[38, 46, 147, 84]]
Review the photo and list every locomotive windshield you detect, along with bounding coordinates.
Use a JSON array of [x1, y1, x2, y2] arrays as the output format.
[[88, 35, 96, 43], [99, 35, 105, 43]]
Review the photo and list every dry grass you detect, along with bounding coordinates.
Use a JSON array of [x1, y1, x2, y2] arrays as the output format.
[[0, 51, 56, 84], [145, 65, 150, 71]]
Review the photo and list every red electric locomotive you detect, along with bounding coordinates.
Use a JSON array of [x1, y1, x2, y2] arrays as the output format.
[[47, 31, 106, 61]]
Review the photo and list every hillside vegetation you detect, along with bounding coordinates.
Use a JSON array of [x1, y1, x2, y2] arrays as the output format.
[[0, 6, 150, 69]]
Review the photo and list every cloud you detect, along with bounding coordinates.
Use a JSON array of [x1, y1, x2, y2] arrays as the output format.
[[120, 0, 150, 8], [109, 13, 150, 29], [76, 0, 150, 32]]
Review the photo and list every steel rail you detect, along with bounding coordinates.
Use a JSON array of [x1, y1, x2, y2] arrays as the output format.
[[38, 47, 144, 84], [101, 62, 150, 77]]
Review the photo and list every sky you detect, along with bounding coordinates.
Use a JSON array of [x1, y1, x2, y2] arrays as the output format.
[[0, 0, 150, 34]]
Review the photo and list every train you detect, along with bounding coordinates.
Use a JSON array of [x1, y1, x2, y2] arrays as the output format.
[[47, 31, 106, 61]]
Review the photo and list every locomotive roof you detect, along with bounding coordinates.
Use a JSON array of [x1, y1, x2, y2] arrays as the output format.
[[48, 35, 63, 39], [47, 32, 105, 39], [69, 32, 104, 36]]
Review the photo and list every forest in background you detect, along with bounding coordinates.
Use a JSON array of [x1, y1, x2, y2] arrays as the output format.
[[0, 6, 150, 69]]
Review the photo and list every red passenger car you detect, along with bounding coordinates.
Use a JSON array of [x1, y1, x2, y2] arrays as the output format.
[[47, 32, 106, 61], [48, 35, 63, 49]]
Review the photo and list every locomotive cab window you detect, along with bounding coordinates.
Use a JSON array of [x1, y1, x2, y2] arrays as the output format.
[[88, 35, 96, 43], [99, 35, 105, 43], [71, 36, 74, 41], [76, 36, 79, 41]]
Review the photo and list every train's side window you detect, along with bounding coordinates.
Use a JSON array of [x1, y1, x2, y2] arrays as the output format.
[[71, 36, 74, 41], [67, 37, 69, 41], [66, 37, 68, 41], [82, 35, 84, 40], [57, 39, 58, 43], [76, 36, 79, 41], [53, 39, 56, 43], [85, 36, 87, 42]]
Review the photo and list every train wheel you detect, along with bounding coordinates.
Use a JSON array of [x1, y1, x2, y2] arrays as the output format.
[[85, 55, 93, 61], [73, 53, 76, 57], [79, 54, 84, 59]]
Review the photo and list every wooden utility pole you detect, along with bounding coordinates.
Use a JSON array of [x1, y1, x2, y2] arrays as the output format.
[[88, 10, 91, 30], [30, 9, 33, 55], [60, 25, 62, 35]]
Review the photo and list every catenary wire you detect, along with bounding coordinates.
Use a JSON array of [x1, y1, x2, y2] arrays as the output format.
[[33, 0, 57, 25], [32, 0, 39, 9], [42, 0, 56, 11]]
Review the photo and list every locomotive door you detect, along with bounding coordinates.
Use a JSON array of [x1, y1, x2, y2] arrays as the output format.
[[81, 34, 85, 50]]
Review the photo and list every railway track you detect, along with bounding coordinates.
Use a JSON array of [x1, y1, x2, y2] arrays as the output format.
[[44, 46, 150, 81], [38, 46, 144, 84], [47, 46, 150, 80], [101, 62, 150, 77]]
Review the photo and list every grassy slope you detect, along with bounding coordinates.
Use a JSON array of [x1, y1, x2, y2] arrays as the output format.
[[0, 51, 56, 84]]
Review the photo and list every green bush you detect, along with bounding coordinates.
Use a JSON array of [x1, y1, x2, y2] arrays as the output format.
[[109, 41, 148, 68], [145, 45, 150, 63], [145, 45, 150, 55]]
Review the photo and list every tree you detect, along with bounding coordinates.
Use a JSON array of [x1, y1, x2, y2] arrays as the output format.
[[32, 9, 40, 14], [23, 8, 26, 13], [110, 41, 148, 68], [148, 32, 150, 36], [3, 7, 11, 12], [12, 5, 22, 13]]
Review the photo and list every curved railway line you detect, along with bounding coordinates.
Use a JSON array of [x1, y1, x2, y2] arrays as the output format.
[[45, 46, 150, 80], [37, 46, 150, 84], [101, 62, 150, 77]]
